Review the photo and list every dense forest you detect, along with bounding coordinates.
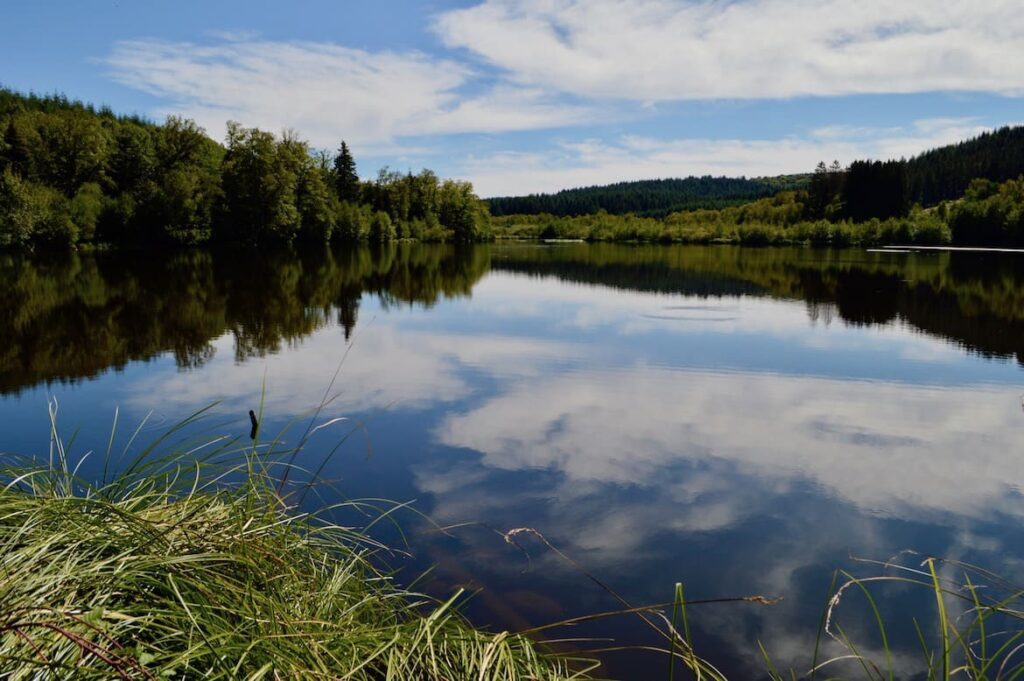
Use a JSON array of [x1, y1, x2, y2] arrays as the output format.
[[0, 89, 489, 249], [906, 126, 1024, 206], [486, 175, 810, 217]]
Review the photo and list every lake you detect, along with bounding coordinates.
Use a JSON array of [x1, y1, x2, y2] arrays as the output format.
[[2, 243, 1024, 679]]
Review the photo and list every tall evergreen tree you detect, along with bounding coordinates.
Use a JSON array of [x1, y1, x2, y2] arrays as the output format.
[[332, 141, 360, 202]]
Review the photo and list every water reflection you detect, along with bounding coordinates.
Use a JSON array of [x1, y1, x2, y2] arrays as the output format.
[[0, 245, 489, 394], [3, 243, 1024, 679], [4, 244, 1023, 396], [492, 244, 1024, 363]]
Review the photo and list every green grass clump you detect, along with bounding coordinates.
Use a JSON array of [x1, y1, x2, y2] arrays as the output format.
[[0, 404, 595, 679]]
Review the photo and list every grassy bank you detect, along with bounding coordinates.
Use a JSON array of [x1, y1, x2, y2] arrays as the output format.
[[0, 404, 596, 679]]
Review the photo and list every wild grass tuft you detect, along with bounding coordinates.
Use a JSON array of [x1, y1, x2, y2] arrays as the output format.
[[0, 401, 598, 679], [759, 553, 1024, 681]]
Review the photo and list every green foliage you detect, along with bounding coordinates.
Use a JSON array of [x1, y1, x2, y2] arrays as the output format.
[[336, 201, 370, 241], [843, 159, 910, 221], [1, 117, 33, 177], [0, 169, 76, 248], [6, 85, 1021, 250], [146, 116, 221, 245], [0, 168, 40, 247], [0, 88, 487, 250], [68, 182, 103, 242], [439, 179, 488, 242], [806, 160, 845, 219], [220, 123, 302, 244], [24, 109, 108, 195], [107, 121, 155, 193], [297, 160, 338, 243], [801, 127, 1024, 223], [949, 176, 1024, 246], [369, 210, 396, 242]]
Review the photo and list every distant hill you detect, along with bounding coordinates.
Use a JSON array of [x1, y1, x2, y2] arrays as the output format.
[[485, 175, 810, 218]]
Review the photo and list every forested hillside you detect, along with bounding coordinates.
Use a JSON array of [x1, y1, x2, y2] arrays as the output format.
[[486, 175, 809, 217], [906, 126, 1024, 206], [797, 126, 1024, 224], [0, 88, 488, 249], [490, 127, 1024, 232]]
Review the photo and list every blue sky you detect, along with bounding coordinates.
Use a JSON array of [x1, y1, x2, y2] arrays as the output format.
[[4, 0, 1023, 195]]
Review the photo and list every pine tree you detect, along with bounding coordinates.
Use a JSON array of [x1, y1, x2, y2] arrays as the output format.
[[332, 141, 360, 202]]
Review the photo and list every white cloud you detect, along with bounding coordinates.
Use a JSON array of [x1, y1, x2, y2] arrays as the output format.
[[466, 118, 991, 195], [103, 6, 1022, 195], [435, 0, 1024, 101], [106, 38, 590, 149]]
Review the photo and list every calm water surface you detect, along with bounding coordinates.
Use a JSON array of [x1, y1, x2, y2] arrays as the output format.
[[3, 243, 1024, 679]]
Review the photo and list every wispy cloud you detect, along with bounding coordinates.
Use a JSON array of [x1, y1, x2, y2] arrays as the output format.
[[106, 38, 591, 149], [435, 0, 1024, 101]]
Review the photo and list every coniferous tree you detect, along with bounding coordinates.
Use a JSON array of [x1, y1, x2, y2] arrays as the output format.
[[332, 141, 360, 203]]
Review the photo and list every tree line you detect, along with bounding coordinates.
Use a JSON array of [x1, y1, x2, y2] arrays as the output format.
[[492, 125, 1024, 247], [0, 88, 489, 249], [489, 125, 1024, 246], [486, 175, 810, 218]]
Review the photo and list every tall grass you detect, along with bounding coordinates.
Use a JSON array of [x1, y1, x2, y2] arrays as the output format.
[[758, 553, 1024, 681], [0, 401, 599, 679]]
